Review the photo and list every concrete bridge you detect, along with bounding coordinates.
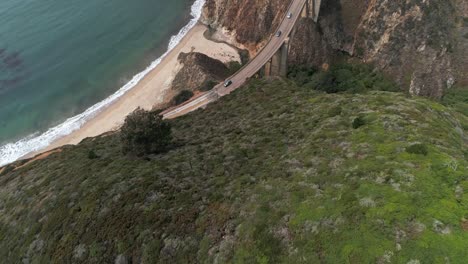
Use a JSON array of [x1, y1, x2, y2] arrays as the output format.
[[162, 0, 322, 119], [264, 0, 321, 78]]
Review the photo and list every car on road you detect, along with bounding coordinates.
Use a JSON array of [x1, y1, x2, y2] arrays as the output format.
[[223, 80, 233, 87], [287, 12, 293, 19], [276, 31, 282, 37]]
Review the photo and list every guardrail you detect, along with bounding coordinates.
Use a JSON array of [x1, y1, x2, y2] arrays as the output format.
[[163, 0, 307, 119], [212, 0, 299, 93]]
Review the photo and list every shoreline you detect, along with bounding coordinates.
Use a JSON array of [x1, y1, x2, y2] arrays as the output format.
[[22, 23, 240, 160]]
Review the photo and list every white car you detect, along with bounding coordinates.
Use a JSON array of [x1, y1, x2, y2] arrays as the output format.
[[287, 12, 293, 19]]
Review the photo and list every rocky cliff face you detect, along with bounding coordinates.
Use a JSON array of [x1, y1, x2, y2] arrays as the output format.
[[201, 0, 292, 53], [171, 52, 230, 93], [202, 0, 468, 98]]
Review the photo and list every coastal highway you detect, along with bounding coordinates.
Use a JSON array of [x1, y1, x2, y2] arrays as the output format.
[[162, 0, 307, 119]]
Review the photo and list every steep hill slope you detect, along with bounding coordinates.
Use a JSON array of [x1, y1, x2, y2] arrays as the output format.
[[0, 79, 467, 263]]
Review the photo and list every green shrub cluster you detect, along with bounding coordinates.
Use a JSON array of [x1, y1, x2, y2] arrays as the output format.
[[120, 108, 172, 156], [87, 150, 99, 159], [172, 90, 194, 105], [287, 65, 318, 86], [199, 80, 218, 92], [441, 87, 468, 116], [290, 63, 399, 94], [227, 61, 242, 75], [352, 116, 366, 129], [406, 143, 429, 156]]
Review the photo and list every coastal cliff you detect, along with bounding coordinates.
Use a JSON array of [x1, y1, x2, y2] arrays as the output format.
[[201, 0, 292, 53], [1, 78, 467, 262], [172, 52, 230, 93], [202, 0, 468, 98], [0, 1, 467, 262]]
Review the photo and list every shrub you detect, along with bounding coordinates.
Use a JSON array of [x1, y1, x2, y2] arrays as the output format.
[[352, 116, 366, 129], [288, 65, 318, 86], [199, 80, 218, 92], [406, 143, 429, 156], [291, 63, 399, 94], [239, 49, 250, 65], [227, 61, 242, 75], [319, 63, 399, 93], [0, 165, 14, 176], [441, 87, 468, 116], [120, 108, 172, 156], [173, 90, 194, 106], [328, 106, 342, 117], [87, 150, 99, 159]]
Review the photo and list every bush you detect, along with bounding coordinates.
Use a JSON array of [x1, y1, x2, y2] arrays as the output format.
[[199, 80, 218, 92], [120, 108, 172, 156], [173, 90, 194, 105], [288, 65, 318, 86], [227, 61, 242, 75], [352, 116, 366, 129], [87, 150, 99, 159], [239, 49, 250, 65], [291, 63, 399, 94], [328, 106, 342, 117], [441, 87, 468, 116], [319, 63, 399, 93], [406, 143, 429, 156]]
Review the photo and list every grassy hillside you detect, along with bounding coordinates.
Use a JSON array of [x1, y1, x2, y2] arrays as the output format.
[[0, 78, 467, 263]]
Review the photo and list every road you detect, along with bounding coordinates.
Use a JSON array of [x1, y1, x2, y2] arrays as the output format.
[[162, 0, 307, 119]]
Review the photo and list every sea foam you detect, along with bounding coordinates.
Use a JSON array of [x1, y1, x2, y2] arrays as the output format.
[[0, 0, 206, 167]]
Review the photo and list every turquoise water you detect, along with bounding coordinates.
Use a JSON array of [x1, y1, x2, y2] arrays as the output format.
[[0, 0, 206, 165], [0, 0, 192, 144]]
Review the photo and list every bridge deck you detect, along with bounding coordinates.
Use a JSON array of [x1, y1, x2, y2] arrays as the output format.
[[163, 0, 314, 119]]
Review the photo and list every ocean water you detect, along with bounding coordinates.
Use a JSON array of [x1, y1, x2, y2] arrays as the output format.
[[0, 0, 205, 166]]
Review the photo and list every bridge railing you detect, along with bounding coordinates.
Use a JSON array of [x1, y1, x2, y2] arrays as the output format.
[[162, 0, 307, 118], [213, 0, 303, 92]]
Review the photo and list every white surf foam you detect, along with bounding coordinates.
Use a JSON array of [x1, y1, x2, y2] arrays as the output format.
[[0, 0, 206, 167]]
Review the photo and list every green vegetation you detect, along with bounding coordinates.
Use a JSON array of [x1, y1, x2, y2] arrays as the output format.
[[287, 65, 318, 86], [120, 108, 172, 157], [463, 17, 468, 27], [227, 61, 242, 75], [238, 49, 250, 65], [199, 79, 218, 92], [352, 116, 366, 129], [406, 143, 429, 156], [87, 150, 99, 160], [441, 87, 468, 138], [289, 63, 399, 94], [442, 87, 468, 117], [172, 90, 194, 105], [0, 78, 467, 263]]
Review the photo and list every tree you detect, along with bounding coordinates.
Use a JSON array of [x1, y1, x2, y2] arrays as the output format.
[[173, 90, 194, 105], [120, 108, 172, 156]]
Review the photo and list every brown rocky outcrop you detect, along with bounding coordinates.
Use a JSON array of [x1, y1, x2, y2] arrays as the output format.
[[172, 52, 230, 92], [201, 0, 292, 53], [202, 0, 468, 98]]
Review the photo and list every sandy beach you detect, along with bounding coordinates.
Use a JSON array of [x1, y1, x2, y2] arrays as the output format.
[[31, 23, 240, 156]]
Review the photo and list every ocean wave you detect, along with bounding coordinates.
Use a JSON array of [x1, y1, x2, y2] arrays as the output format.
[[0, 0, 206, 167]]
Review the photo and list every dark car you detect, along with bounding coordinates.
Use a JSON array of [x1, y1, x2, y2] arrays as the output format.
[[287, 12, 293, 19], [276, 31, 282, 37], [223, 80, 233, 87]]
